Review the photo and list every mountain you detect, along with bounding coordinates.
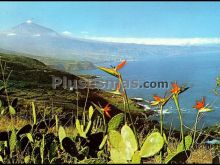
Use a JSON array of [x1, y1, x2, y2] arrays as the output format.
[[0, 21, 220, 62], [9, 21, 60, 37]]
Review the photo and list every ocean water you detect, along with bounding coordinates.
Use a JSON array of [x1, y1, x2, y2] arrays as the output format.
[[78, 53, 220, 129]]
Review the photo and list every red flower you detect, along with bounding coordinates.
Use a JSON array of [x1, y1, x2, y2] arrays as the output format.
[[151, 94, 171, 106], [193, 97, 205, 111], [116, 60, 127, 70], [153, 95, 162, 102], [193, 97, 213, 113], [103, 103, 111, 118], [170, 82, 181, 95], [97, 60, 127, 78]]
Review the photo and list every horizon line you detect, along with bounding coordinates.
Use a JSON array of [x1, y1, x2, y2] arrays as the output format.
[[81, 36, 220, 46]]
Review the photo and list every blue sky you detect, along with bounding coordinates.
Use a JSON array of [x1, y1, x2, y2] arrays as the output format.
[[1, 2, 220, 45]]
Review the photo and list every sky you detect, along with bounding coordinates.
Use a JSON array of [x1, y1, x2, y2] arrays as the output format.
[[1, 2, 220, 45]]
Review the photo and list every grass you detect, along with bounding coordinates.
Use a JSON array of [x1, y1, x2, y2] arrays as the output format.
[[0, 116, 29, 131], [187, 145, 214, 164]]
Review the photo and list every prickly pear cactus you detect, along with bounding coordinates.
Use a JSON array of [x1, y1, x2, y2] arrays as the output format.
[[58, 126, 66, 149], [108, 130, 127, 163], [140, 132, 164, 158], [108, 113, 124, 132], [121, 124, 138, 161], [75, 106, 94, 138], [108, 125, 164, 163], [132, 151, 141, 164]]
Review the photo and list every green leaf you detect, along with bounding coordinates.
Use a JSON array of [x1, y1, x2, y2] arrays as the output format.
[[55, 115, 58, 133], [165, 150, 191, 164], [140, 132, 164, 158], [199, 107, 213, 113], [0, 108, 5, 115], [49, 141, 57, 161], [76, 119, 86, 138], [84, 120, 92, 136], [99, 135, 108, 150], [32, 102, 36, 125], [9, 128, 17, 158], [26, 133, 33, 143], [97, 66, 119, 78], [108, 113, 124, 132], [108, 130, 127, 163], [121, 124, 138, 160], [92, 103, 104, 116], [109, 130, 124, 149], [9, 105, 16, 115], [58, 126, 66, 149], [88, 106, 94, 120], [24, 155, 30, 164], [165, 135, 192, 164], [163, 133, 168, 144], [0, 100, 2, 108], [0, 155, 3, 163], [40, 135, 45, 164], [132, 151, 141, 164], [110, 148, 127, 163], [177, 135, 192, 152]]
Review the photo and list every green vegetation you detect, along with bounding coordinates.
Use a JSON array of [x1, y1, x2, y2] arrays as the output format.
[[31, 55, 96, 72], [0, 53, 219, 164]]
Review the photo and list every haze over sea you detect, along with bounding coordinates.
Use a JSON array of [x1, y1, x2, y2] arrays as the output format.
[[79, 52, 220, 130]]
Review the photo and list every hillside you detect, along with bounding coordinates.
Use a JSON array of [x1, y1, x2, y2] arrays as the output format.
[[34, 56, 96, 72], [0, 49, 219, 165], [0, 52, 146, 123]]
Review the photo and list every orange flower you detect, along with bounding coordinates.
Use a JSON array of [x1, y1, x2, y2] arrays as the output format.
[[97, 60, 127, 78], [193, 97, 213, 113], [116, 60, 127, 70], [170, 82, 181, 95], [103, 103, 111, 118], [154, 95, 162, 102], [193, 97, 205, 110], [151, 95, 171, 106]]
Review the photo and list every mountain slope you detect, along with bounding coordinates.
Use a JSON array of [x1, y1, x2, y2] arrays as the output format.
[[0, 21, 220, 62], [0, 52, 146, 122]]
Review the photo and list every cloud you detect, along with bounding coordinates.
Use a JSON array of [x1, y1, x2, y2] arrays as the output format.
[[26, 20, 32, 24], [7, 33, 16, 36], [32, 34, 41, 37], [62, 31, 73, 37], [84, 37, 220, 46]]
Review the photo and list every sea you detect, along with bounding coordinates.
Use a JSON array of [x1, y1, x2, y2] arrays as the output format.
[[78, 53, 220, 130]]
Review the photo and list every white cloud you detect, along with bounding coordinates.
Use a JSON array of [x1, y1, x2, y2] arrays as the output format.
[[7, 33, 16, 36], [83, 37, 220, 46], [26, 20, 32, 24], [62, 31, 73, 37], [33, 34, 41, 37]]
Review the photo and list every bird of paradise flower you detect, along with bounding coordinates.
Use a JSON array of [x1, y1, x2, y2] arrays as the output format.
[[97, 59, 138, 147], [192, 96, 213, 146]]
